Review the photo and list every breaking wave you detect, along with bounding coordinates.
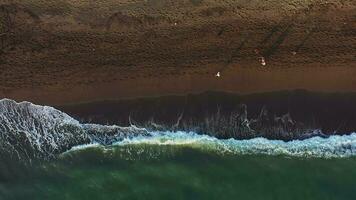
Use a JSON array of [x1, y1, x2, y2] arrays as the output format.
[[64, 131, 356, 158], [1, 98, 356, 162], [0, 98, 149, 161]]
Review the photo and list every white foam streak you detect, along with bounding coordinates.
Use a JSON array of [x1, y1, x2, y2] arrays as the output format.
[[114, 131, 356, 158]]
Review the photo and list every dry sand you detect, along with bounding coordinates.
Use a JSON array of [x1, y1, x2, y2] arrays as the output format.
[[0, 0, 355, 105]]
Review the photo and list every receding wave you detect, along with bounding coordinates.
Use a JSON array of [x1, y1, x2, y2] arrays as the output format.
[[1, 98, 356, 162]]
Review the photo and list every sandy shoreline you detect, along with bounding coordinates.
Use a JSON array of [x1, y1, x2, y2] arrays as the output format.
[[0, 0, 355, 105]]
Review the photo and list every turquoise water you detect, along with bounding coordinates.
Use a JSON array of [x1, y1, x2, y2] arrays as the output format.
[[1, 141, 356, 200]]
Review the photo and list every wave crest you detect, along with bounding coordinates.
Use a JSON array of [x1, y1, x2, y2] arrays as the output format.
[[114, 131, 356, 158]]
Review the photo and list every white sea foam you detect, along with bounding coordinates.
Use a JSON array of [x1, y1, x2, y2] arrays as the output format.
[[111, 131, 356, 158], [0, 98, 148, 160], [65, 143, 102, 152], [2, 98, 356, 160]]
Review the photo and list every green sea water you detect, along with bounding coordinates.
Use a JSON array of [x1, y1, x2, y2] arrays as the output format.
[[1, 144, 356, 200]]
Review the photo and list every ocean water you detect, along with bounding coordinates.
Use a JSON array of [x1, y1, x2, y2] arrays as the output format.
[[1, 99, 356, 200], [1, 132, 356, 200]]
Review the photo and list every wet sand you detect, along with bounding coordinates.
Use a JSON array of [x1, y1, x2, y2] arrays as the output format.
[[2, 64, 356, 105], [59, 90, 356, 137]]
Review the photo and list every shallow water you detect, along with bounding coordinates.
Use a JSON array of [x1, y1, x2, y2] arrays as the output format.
[[1, 140, 356, 200]]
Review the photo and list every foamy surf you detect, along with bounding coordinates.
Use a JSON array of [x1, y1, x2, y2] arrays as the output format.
[[65, 131, 356, 158], [2, 98, 356, 161]]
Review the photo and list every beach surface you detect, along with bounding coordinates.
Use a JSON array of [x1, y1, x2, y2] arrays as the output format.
[[0, 0, 355, 105]]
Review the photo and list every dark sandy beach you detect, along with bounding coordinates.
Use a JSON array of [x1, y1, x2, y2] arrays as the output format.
[[0, 0, 355, 105]]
